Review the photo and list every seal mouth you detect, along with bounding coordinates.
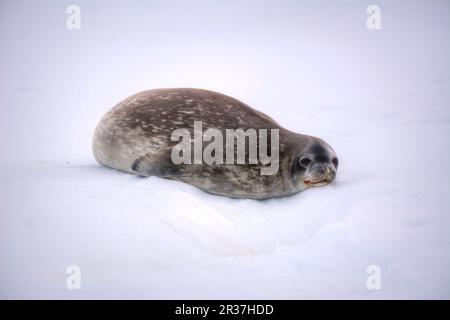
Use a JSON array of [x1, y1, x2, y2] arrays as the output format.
[[304, 178, 329, 186], [303, 165, 336, 187]]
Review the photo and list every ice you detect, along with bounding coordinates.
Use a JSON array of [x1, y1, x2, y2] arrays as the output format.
[[0, 0, 449, 299]]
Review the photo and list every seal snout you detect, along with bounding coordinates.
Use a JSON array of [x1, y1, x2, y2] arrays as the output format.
[[304, 163, 336, 186]]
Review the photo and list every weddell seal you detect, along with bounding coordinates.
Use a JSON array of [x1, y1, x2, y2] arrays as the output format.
[[93, 88, 338, 199]]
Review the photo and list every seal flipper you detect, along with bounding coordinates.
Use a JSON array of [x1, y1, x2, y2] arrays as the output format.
[[131, 147, 183, 178]]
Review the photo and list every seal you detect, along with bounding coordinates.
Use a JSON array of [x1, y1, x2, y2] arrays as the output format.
[[93, 88, 338, 199]]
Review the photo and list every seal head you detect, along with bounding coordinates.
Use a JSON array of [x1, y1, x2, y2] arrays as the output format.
[[291, 139, 338, 189]]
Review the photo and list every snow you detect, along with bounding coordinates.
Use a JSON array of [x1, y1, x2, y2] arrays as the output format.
[[1, 0, 449, 299]]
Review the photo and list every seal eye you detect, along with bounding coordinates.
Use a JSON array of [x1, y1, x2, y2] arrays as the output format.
[[332, 157, 339, 168], [299, 157, 312, 167]]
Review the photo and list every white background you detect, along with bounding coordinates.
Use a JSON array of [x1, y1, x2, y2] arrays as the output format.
[[0, 0, 449, 298]]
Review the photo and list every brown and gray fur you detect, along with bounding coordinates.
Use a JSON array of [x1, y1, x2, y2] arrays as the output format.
[[93, 88, 338, 199]]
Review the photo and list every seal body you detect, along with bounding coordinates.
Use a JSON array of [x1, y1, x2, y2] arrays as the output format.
[[93, 88, 338, 199]]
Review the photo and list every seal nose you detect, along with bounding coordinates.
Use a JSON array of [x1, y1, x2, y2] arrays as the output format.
[[325, 165, 336, 182], [317, 164, 335, 182]]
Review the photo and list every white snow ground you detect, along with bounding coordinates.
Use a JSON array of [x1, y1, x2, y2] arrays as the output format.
[[1, 0, 449, 299]]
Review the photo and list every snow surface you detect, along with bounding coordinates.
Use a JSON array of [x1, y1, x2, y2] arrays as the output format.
[[1, 0, 449, 299]]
